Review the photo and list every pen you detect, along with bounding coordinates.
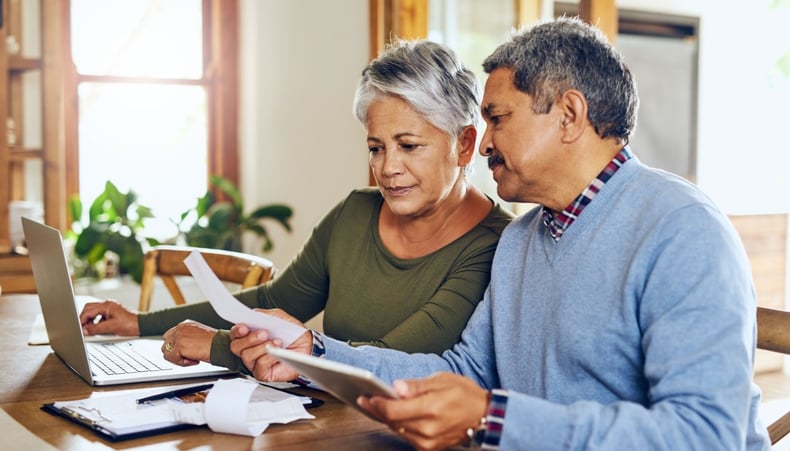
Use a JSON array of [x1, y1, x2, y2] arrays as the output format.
[[135, 383, 214, 404]]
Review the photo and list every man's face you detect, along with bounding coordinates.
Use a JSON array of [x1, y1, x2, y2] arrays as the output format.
[[479, 68, 561, 204]]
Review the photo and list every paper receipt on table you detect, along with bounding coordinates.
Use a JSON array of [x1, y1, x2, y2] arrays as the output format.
[[183, 251, 306, 347]]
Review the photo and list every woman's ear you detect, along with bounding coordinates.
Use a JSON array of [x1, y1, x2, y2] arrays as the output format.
[[558, 89, 587, 143], [457, 125, 477, 166]]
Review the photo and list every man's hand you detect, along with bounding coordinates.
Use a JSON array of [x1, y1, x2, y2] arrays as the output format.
[[161, 320, 217, 366], [229, 308, 312, 382], [79, 300, 140, 336], [358, 372, 489, 451]]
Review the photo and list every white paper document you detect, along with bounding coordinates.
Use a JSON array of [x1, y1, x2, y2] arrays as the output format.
[[48, 378, 313, 439], [183, 251, 306, 346], [198, 378, 313, 436]]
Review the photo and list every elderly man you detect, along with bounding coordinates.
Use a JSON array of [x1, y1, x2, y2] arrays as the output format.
[[231, 17, 770, 450]]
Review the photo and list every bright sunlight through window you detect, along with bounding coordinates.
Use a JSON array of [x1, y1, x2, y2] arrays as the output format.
[[71, 0, 207, 240]]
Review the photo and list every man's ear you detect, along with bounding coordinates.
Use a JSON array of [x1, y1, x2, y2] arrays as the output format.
[[558, 89, 587, 143], [457, 125, 478, 166]]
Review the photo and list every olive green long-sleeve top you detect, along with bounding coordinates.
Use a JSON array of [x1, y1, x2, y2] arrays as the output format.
[[139, 188, 513, 370]]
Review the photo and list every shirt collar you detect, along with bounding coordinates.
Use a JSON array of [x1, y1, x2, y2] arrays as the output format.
[[542, 147, 633, 241]]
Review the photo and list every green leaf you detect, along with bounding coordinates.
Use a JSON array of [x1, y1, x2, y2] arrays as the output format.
[[210, 175, 243, 209], [68, 180, 159, 283], [179, 208, 192, 222], [245, 223, 264, 234], [117, 237, 144, 273], [124, 190, 139, 216], [222, 231, 244, 252], [242, 223, 272, 252], [248, 204, 293, 232], [68, 196, 83, 228], [185, 225, 218, 248], [85, 243, 108, 265], [105, 181, 128, 219], [195, 192, 215, 218], [74, 225, 104, 256], [260, 234, 274, 252], [136, 205, 154, 219], [88, 192, 109, 222], [207, 203, 238, 230]]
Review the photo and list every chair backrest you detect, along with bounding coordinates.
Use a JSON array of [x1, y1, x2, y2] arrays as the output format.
[[137, 245, 275, 312], [756, 306, 790, 445]]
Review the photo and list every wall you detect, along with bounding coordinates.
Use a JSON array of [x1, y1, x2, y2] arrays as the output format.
[[239, 0, 370, 268], [616, 0, 790, 215]]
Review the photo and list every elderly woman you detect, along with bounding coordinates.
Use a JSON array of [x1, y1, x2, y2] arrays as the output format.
[[79, 40, 512, 372]]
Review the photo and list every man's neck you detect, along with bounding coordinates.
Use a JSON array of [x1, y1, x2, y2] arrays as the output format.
[[543, 139, 624, 212]]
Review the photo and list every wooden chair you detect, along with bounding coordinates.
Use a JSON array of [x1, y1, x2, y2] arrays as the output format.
[[137, 245, 275, 312], [757, 306, 790, 445]]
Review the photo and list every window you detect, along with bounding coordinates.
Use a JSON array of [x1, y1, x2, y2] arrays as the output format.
[[427, 0, 516, 207], [65, 0, 238, 239]]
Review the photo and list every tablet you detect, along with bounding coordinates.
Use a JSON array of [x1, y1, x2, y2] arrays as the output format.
[[266, 346, 397, 416]]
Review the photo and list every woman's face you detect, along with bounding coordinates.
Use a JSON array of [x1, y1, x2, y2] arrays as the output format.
[[366, 96, 467, 218]]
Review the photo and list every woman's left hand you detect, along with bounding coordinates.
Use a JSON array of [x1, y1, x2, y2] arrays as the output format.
[[161, 320, 217, 366]]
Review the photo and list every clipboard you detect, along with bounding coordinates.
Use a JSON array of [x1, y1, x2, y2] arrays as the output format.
[[41, 382, 210, 441], [41, 402, 201, 441], [41, 379, 322, 441]]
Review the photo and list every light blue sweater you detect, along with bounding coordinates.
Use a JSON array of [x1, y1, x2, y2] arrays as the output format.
[[322, 156, 770, 450]]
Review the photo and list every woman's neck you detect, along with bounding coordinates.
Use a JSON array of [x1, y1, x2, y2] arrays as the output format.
[[379, 180, 492, 259]]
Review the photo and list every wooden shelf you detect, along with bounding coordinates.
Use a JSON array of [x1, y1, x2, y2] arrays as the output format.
[[8, 56, 42, 73], [9, 147, 43, 161], [0, 253, 31, 272], [0, 253, 36, 294], [1, 1, 66, 258]]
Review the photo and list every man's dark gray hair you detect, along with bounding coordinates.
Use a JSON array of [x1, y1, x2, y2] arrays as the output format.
[[483, 16, 638, 143], [353, 39, 481, 139]]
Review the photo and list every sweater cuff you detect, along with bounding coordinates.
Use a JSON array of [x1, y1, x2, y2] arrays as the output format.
[[498, 392, 571, 449], [209, 330, 245, 372], [137, 312, 163, 336]]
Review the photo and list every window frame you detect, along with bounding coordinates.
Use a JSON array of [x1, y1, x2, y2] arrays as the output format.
[[62, 0, 240, 217]]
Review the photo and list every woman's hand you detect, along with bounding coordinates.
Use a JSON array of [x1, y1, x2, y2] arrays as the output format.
[[230, 308, 313, 381], [79, 300, 140, 336], [161, 320, 217, 366]]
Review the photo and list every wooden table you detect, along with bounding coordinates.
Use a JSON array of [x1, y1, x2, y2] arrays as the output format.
[[0, 294, 413, 450]]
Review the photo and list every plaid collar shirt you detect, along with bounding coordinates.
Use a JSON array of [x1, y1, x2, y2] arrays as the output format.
[[542, 147, 633, 241]]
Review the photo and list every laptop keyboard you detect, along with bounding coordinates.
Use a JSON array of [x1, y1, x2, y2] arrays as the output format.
[[88, 342, 170, 375]]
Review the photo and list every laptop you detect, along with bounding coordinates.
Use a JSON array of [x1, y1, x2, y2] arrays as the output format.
[[22, 217, 235, 386]]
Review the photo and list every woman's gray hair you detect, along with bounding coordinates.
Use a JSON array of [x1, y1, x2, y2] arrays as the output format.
[[483, 16, 638, 143], [353, 39, 481, 139]]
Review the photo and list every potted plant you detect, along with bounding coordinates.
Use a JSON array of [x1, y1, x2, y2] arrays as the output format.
[[178, 175, 293, 253], [67, 177, 293, 285], [66, 181, 158, 283]]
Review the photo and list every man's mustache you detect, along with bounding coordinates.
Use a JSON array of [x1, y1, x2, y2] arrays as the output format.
[[487, 154, 505, 170]]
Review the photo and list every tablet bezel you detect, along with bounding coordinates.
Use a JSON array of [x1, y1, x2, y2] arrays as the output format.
[[266, 346, 397, 415]]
